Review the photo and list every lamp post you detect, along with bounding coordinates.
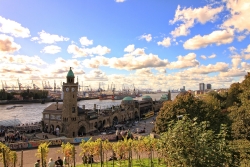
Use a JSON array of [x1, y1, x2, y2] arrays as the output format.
[[12, 115, 18, 131]]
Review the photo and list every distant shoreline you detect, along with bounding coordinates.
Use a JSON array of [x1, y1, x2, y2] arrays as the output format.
[[0, 97, 99, 105]]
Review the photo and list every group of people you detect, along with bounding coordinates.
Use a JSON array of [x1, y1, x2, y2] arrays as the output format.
[[81, 154, 94, 164], [4, 131, 28, 143], [34, 156, 67, 167], [115, 129, 133, 141]]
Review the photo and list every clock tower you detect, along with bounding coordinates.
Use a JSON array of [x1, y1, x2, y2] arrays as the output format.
[[61, 67, 78, 137]]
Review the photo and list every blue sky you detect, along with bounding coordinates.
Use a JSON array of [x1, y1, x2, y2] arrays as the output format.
[[0, 0, 250, 91]]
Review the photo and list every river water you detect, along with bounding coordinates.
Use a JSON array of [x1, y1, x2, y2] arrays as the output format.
[[0, 93, 178, 124]]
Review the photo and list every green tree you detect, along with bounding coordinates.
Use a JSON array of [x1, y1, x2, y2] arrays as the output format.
[[227, 73, 250, 140], [158, 116, 231, 167], [226, 82, 242, 108], [154, 93, 224, 133]]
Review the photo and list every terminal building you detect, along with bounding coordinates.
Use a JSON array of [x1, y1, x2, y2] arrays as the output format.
[[42, 68, 167, 138]]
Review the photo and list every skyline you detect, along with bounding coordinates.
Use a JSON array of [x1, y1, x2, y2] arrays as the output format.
[[0, 0, 250, 91]]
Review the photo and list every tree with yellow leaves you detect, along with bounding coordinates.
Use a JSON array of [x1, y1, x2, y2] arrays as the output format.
[[36, 142, 50, 167], [61, 142, 76, 167]]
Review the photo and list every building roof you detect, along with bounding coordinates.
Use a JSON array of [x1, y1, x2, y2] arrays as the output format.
[[43, 103, 63, 112], [67, 67, 75, 78], [122, 96, 134, 101]]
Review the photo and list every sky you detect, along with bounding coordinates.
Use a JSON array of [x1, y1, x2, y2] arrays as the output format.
[[0, 0, 250, 91]]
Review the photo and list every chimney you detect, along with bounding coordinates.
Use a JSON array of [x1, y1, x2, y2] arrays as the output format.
[[82, 105, 85, 110], [94, 104, 96, 110], [56, 101, 59, 110]]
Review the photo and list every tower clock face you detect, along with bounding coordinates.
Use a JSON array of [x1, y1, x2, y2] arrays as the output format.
[[72, 87, 75, 92], [66, 87, 69, 92]]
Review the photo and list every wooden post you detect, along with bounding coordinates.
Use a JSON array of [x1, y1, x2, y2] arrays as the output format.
[[73, 146, 76, 167], [100, 141, 103, 167], [21, 150, 23, 167], [41, 147, 44, 167], [2, 148, 6, 167]]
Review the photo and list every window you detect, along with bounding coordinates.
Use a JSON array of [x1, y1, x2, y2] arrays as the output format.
[[72, 107, 75, 113], [50, 114, 55, 119], [44, 114, 49, 119], [56, 115, 61, 120]]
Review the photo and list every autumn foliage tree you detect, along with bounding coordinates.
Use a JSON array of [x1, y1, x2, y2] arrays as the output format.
[[154, 92, 224, 134]]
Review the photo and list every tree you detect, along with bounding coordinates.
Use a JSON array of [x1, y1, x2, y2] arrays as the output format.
[[61, 142, 75, 167], [226, 82, 242, 108], [0, 142, 18, 167], [227, 73, 250, 140], [158, 116, 231, 167], [154, 93, 224, 133], [36, 142, 50, 167]]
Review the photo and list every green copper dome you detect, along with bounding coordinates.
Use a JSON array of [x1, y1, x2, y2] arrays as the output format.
[[122, 96, 134, 101], [160, 94, 168, 100], [142, 95, 152, 99], [67, 67, 75, 78]]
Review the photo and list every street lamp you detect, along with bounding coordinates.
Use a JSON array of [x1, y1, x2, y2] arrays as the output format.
[[12, 115, 18, 131]]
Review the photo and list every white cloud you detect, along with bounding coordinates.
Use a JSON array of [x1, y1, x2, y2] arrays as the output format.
[[124, 44, 135, 52], [244, 44, 250, 53], [82, 52, 169, 70], [200, 55, 207, 59], [170, 5, 223, 37], [223, 0, 250, 32], [228, 46, 237, 53], [237, 35, 246, 41], [109, 54, 169, 70], [157, 37, 171, 47], [115, 0, 125, 2], [168, 53, 199, 69], [79, 37, 93, 46], [231, 56, 242, 68], [84, 69, 108, 81], [219, 68, 246, 77], [241, 62, 250, 70], [183, 29, 234, 50], [135, 68, 153, 76], [0, 16, 30, 38], [139, 34, 152, 42], [155, 67, 167, 73], [187, 62, 229, 74], [131, 48, 145, 56], [0, 34, 21, 53], [0, 55, 46, 65], [243, 44, 250, 59], [68, 44, 111, 58], [82, 56, 109, 68], [31, 30, 69, 44], [208, 54, 216, 59], [41, 45, 61, 54], [0, 64, 41, 74]]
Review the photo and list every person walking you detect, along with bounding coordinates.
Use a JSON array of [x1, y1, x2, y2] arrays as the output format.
[[34, 160, 40, 167], [116, 129, 120, 141], [63, 157, 68, 166], [55, 156, 63, 167], [48, 158, 55, 167]]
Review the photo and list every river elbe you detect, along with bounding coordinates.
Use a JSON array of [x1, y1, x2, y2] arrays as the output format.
[[0, 93, 178, 124]]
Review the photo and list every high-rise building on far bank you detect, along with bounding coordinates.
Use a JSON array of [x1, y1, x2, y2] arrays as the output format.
[[207, 84, 212, 90], [199, 83, 205, 91]]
